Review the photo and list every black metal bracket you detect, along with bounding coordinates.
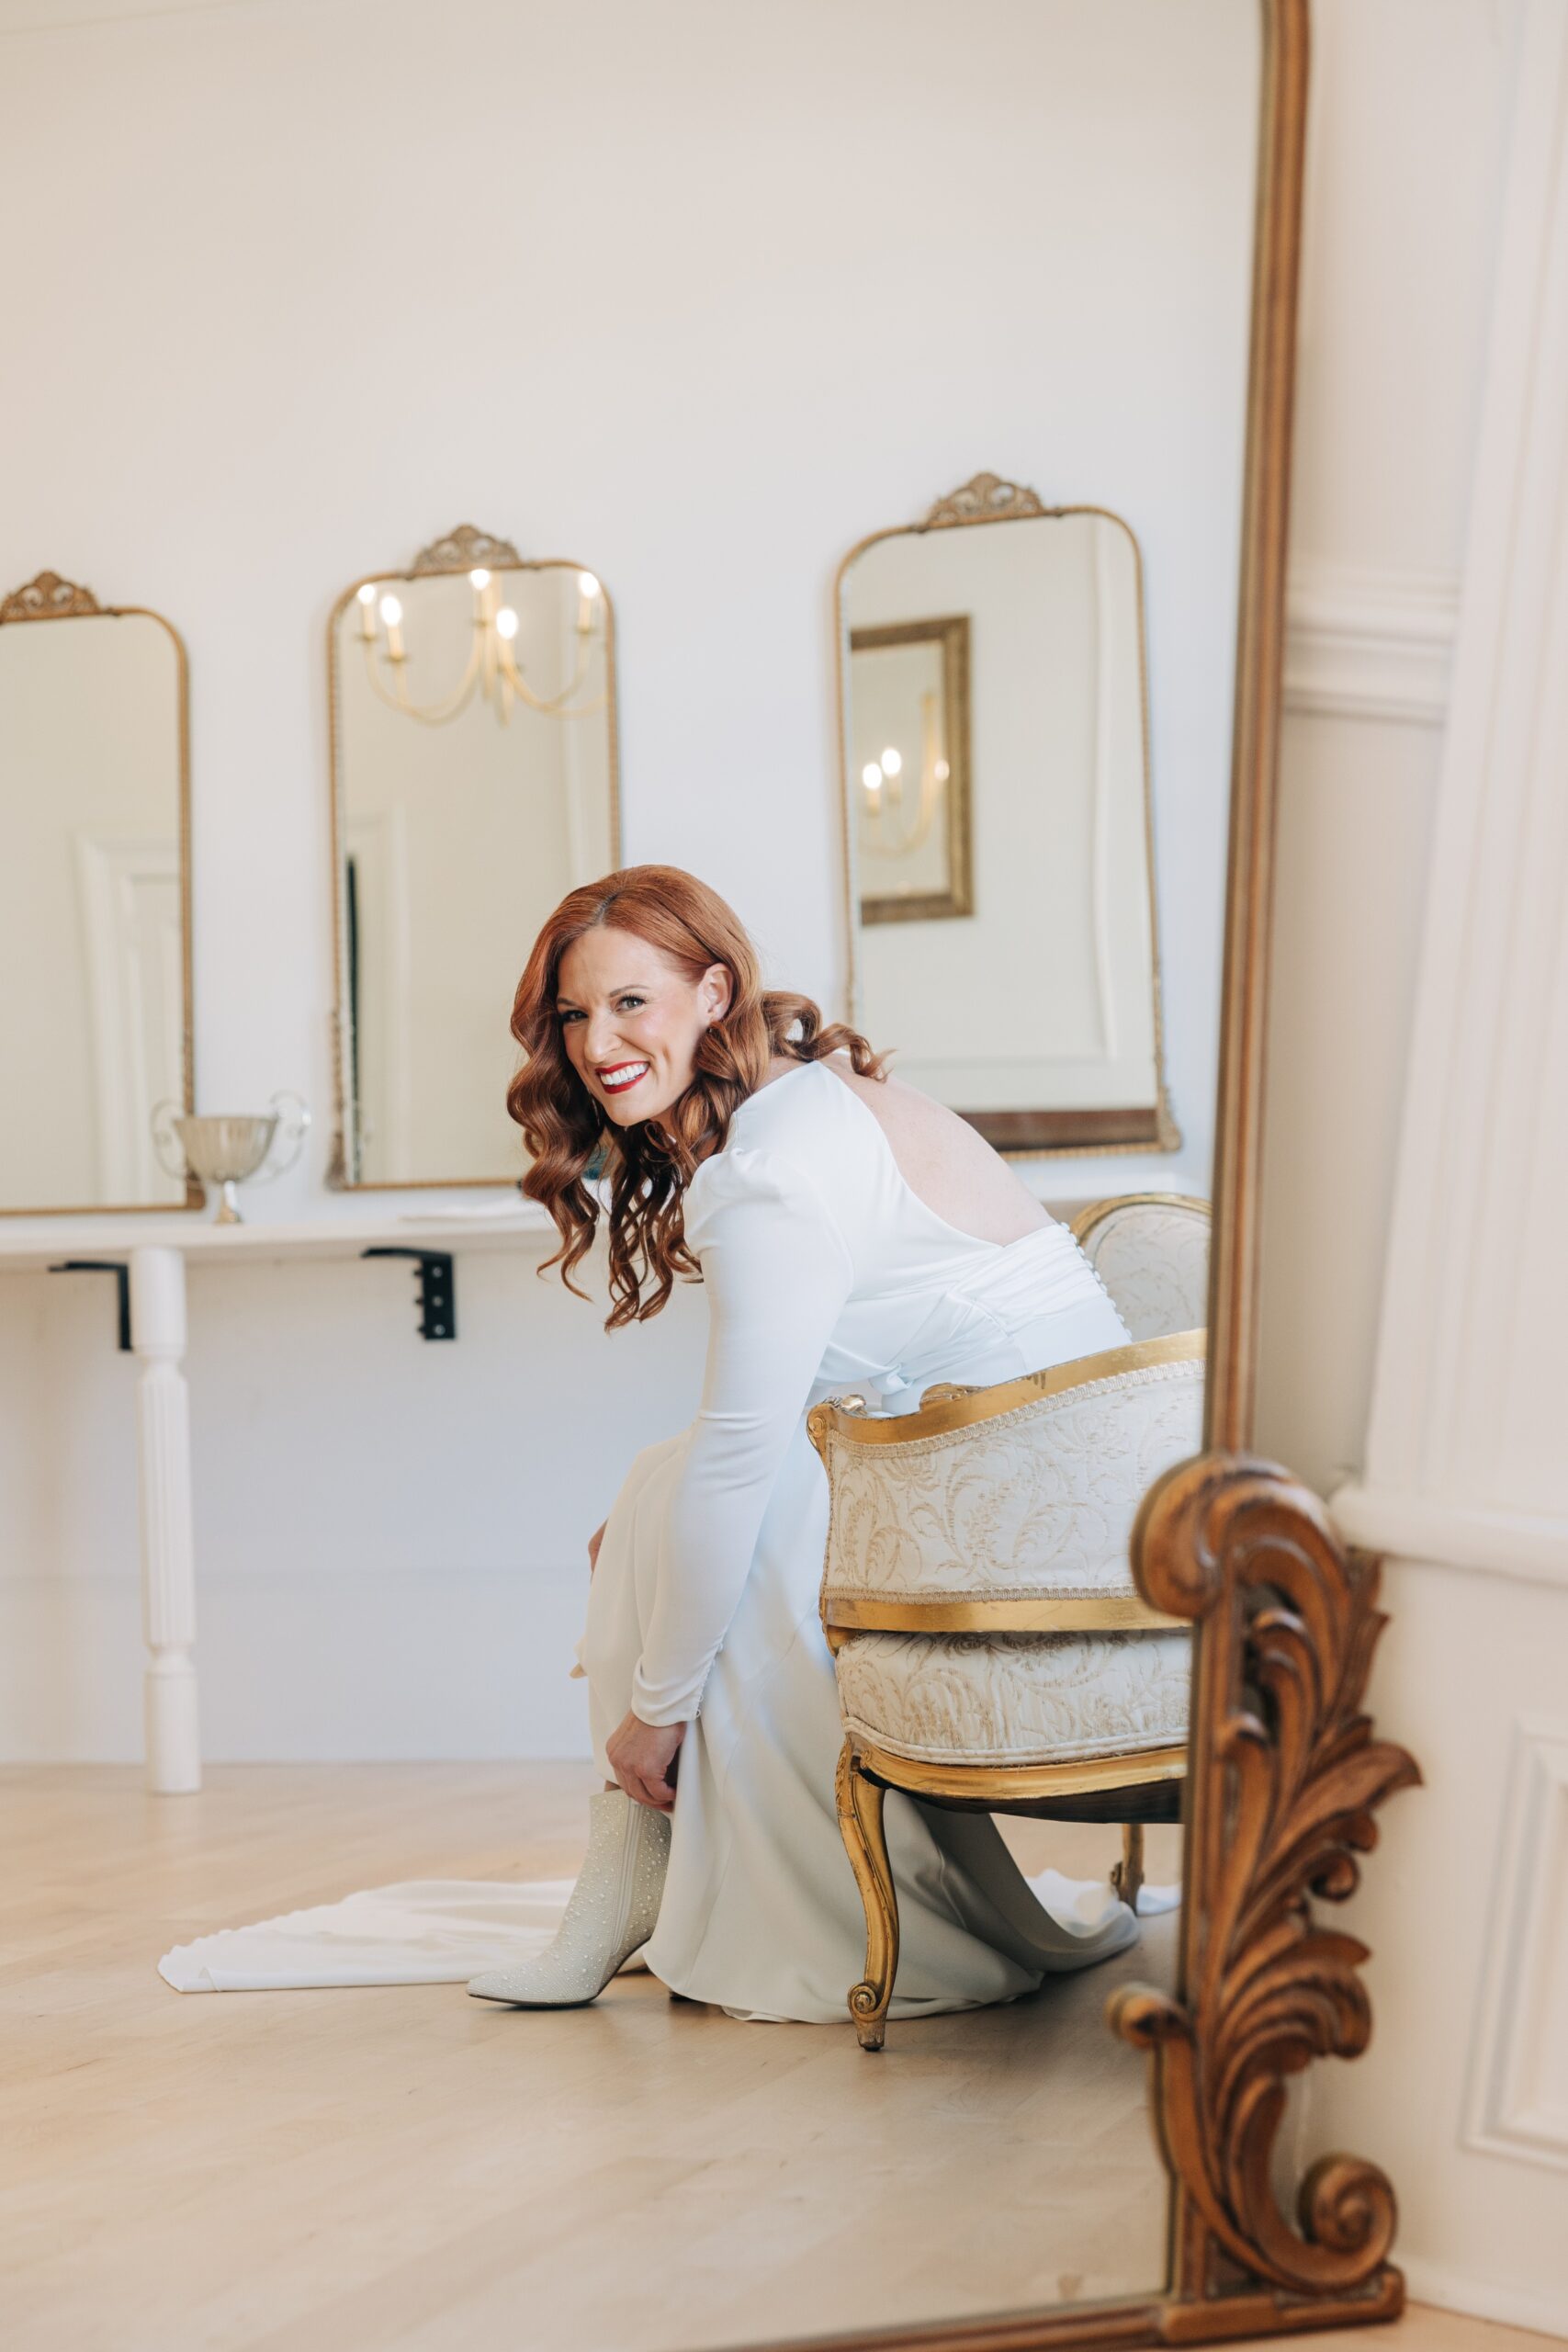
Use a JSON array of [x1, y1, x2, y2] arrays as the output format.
[[48, 1260, 132, 1351], [360, 1247, 457, 1340]]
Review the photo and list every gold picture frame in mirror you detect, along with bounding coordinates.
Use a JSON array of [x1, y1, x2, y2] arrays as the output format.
[[0, 569, 199, 1218], [778, 6, 1420, 2350], [326, 522, 622, 1190], [851, 613, 973, 925]]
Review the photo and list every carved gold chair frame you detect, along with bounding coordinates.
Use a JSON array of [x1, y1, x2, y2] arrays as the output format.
[[808, 1329, 1203, 2052], [766, 6, 1422, 2348]]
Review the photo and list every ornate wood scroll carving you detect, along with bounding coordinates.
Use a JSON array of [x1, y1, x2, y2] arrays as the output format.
[[411, 523, 524, 575], [1111, 1453, 1420, 2319], [0, 570, 103, 623], [921, 471, 1049, 528]]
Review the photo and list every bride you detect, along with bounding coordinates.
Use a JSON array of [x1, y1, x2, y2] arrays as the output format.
[[468, 865, 1140, 2024]]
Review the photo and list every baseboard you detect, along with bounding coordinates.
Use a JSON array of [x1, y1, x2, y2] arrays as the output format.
[[1404, 2256, 1568, 2340]]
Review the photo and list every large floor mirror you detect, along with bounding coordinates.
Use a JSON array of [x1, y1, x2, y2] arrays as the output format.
[[7, 6, 1426, 2349], [743, 5, 1407, 2349]]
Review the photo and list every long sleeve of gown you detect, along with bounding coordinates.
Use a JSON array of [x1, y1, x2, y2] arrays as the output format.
[[629, 1145, 855, 1726]]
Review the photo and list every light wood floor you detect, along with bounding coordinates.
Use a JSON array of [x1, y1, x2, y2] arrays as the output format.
[[1, 1767, 1557, 2352]]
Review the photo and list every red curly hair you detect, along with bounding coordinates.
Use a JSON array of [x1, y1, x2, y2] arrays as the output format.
[[508, 865, 886, 1328]]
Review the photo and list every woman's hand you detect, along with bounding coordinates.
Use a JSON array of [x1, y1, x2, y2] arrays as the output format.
[[587, 1520, 606, 1576], [606, 1712, 685, 1813]]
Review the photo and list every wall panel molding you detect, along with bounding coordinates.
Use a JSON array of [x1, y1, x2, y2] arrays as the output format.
[[1462, 1715, 1568, 2172], [1284, 561, 1457, 721], [1359, 0, 1568, 1526], [1307, 15, 1568, 2336]]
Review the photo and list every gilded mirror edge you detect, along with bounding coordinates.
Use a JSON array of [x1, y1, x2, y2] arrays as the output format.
[[0, 573, 201, 1219], [831, 500, 1179, 1164], [324, 526, 624, 1192]]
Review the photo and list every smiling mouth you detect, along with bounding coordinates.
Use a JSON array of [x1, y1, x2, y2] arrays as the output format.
[[597, 1061, 649, 1094]]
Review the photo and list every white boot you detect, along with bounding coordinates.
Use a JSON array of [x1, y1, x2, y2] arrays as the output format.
[[468, 1789, 671, 2007]]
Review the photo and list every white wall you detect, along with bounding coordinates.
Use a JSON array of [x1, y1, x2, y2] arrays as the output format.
[[0, 0, 1254, 1206], [0, 0, 1256, 1764], [1256, 1, 1568, 2334]]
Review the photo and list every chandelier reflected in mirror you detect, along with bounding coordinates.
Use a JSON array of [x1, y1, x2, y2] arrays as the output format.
[[351, 523, 608, 729]]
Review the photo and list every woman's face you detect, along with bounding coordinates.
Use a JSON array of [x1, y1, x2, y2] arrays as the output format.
[[555, 924, 731, 1129]]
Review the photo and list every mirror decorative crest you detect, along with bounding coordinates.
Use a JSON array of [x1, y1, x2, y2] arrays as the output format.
[[837, 483, 1174, 1153], [0, 569, 197, 1216], [328, 522, 621, 1188]]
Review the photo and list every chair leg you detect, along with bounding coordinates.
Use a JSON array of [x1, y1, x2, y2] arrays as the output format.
[[835, 1737, 899, 2051], [1111, 1822, 1145, 1917]]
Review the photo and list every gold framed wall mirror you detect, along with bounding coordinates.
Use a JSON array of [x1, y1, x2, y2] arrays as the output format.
[[838, 492, 1176, 1153], [327, 522, 622, 1189], [784, 3, 1417, 2349], [0, 569, 198, 1216]]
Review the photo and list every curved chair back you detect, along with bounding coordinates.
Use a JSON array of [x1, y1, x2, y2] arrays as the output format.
[[1071, 1193, 1211, 1341], [808, 1331, 1204, 1640]]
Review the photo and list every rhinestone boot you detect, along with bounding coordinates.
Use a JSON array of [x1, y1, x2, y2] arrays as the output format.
[[468, 1788, 671, 2007]]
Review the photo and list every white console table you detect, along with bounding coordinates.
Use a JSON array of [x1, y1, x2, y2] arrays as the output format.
[[0, 1204, 555, 1793]]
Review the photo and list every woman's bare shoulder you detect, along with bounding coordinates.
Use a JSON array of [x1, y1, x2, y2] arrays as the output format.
[[818, 1052, 1052, 1244]]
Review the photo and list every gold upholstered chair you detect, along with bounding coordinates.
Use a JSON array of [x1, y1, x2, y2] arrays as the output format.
[[808, 1206, 1207, 2050]]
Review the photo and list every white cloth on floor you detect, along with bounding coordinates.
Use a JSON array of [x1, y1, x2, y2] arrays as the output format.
[[158, 1880, 607, 1993], [158, 1873, 1178, 1994]]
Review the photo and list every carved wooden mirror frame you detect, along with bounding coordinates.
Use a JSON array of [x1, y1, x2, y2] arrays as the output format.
[[773, 6, 1420, 2347]]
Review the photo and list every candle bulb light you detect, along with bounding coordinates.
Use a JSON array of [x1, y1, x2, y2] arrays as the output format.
[[352, 548, 607, 728]]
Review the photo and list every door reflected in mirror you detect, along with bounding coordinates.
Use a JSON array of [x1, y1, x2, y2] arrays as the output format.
[[0, 572, 193, 1216], [330, 524, 620, 1188]]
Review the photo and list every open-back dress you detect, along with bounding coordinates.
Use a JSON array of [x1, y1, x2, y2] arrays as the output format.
[[577, 1057, 1144, 2023]]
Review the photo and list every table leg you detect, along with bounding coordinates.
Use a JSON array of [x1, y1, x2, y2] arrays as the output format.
[[130, 1247, 200, 1793]]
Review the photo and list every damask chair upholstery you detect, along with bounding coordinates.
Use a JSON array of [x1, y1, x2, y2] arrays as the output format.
[[1070, 1192, 1211, 1340], [809, 1325, 1204, 2050]]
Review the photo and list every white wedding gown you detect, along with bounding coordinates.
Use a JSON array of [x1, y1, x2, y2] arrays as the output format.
[[575, 1057, 1142, 2024]]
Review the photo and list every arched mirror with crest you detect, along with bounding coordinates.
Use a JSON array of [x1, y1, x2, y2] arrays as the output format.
[[0, 570, 197, 1216], [327, 522, 621, 1188], [839, 486, 1173, 1153]]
